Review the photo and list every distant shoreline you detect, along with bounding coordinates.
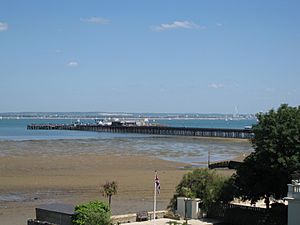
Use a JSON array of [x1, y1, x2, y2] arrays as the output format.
[[0, 116, 256, 121], [0, 111, 257, 121]]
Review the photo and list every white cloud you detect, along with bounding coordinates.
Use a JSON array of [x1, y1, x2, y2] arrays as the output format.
[[67, 61, 79, 67], [81, 17, 110, 25], [208, 83, 224, 89], [0, 22, 8, 31], [216, 23, 223, 27], [153, 21, 202, 31]]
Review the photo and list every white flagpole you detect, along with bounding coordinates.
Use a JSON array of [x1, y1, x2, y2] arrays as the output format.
[[153, 171, 157, 224]]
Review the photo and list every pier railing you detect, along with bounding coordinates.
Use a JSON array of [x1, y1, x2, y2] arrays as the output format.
[[27, 124, 253, 139]]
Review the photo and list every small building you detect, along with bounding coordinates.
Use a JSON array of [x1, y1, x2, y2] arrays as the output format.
[[122, 121, 137, 126], [28, 203, 75, 225], [285, 174, 300, 225], [111, 121, 123, 126], [176, 197, 202, 219]]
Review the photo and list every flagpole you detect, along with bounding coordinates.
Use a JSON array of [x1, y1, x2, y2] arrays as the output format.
[[153, 171, 157, 224]]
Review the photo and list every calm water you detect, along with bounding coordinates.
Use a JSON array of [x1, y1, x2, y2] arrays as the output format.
[[0, 119, 114, 140], [158, 118, 256, 129], [0, 118, 256, 141], [0, 118, 255, 164]]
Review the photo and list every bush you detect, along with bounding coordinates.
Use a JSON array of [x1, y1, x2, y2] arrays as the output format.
[[73, 200, 111, 225], [168, 168, 233, 212]]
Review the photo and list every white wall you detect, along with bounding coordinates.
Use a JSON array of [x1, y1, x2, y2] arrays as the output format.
[[176, 197, 187, 218], [176, 197, 201, 219], [288, 199, 300, 225]]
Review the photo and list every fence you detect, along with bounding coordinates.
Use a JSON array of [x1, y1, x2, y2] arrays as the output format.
[[207, 203, 287, 225]]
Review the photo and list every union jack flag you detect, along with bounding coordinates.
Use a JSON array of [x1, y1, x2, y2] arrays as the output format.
[[155, 172, 160, 194]]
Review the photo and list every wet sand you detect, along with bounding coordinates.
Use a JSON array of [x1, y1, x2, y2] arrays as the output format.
[[0, 153, 188, 225], [0, 138, 251, 225]]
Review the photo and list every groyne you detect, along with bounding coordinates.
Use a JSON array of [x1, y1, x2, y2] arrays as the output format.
[[209, 160, 242, 169], [27, 124, 253, 139]]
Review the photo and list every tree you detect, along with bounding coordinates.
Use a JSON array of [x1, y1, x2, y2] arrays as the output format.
[[234, 104, 300, 208], [100, 181, 118, 208], [73, 200, 111, 225], [169, 168, 232, 212]]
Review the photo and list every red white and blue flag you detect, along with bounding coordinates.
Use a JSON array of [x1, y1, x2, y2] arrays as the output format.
[[155, 172, 160, 194]]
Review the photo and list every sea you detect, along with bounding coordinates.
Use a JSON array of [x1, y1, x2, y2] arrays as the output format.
[[0, 113, 257, 165]]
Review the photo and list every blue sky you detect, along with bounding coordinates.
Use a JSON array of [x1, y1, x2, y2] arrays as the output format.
[[0, 0, 299, 113]]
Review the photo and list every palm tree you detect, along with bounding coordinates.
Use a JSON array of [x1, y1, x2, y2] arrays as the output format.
[[100, 181, 118, 208]]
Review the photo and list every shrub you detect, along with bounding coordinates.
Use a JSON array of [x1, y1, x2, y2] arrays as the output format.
[[168, 168, 233, 212], [73, 200, 111, 225]]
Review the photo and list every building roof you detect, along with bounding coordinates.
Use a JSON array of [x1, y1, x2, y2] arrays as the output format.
[[37, 203, 75, 215]]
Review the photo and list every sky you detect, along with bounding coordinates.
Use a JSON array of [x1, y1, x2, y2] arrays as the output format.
[[0, 0, 299, 114]]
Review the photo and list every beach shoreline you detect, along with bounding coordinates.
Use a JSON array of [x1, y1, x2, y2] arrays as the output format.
[[0, 153, 188, 225], [0, 137, 251, 225]]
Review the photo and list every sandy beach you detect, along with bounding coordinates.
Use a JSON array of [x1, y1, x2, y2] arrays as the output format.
[[0, 152, 188, 225], [0, 138, 250, 225]]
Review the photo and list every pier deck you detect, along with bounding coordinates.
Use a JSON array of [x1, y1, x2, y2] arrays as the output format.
[[27, 124, 253, 139]]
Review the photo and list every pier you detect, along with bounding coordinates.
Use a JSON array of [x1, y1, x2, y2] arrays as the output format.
[[27, 124, 253, 139]]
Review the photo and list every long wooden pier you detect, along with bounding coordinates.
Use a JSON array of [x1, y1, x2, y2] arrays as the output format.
[[27, 124, 253, 139]]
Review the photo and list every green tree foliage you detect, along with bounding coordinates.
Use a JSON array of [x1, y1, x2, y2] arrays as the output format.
[[235, 104, 300, 208], [73, 200, 111, 225], [100, 181, 118, 208], [169, 168, 233, 212]]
